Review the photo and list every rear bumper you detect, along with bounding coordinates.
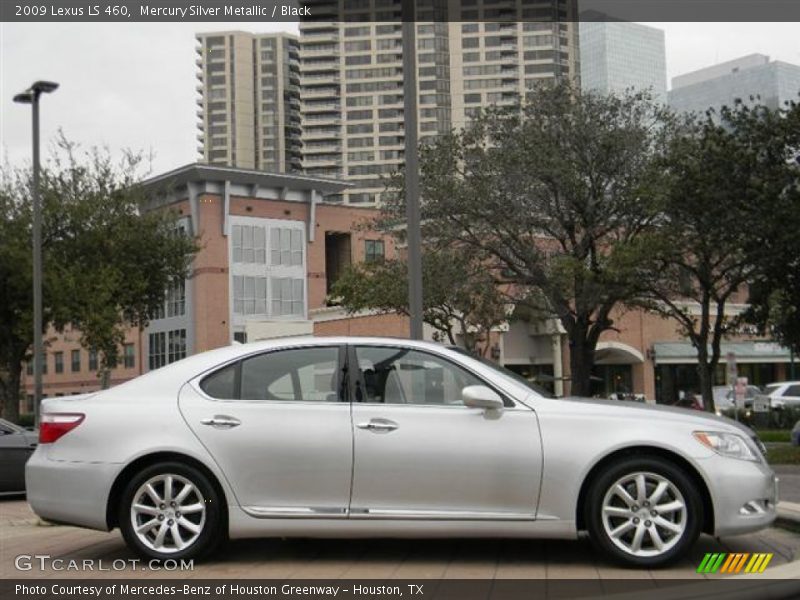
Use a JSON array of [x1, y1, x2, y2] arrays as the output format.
[[702, 455, 777, 537], [26, 450, 119, 531]]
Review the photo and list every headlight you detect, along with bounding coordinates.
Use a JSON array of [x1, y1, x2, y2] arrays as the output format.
[[693, 431, 760, 462]]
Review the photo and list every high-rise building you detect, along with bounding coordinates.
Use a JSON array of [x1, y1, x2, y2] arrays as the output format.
[[579, 18, 666, 103], [195, 31, 302, 172], [669, 54, 800, 114], [299, 11, 579, 204]]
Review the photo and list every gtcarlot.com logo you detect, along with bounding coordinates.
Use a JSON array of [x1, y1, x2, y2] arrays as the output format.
[[697, 552, 773, 574]]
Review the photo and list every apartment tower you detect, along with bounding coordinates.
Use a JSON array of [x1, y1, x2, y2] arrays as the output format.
[[299, 1, 579, 204], [195, 31, 303, 172]]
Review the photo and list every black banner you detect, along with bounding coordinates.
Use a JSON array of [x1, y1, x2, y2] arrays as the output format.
[[3, 579, 800, 600], [3, 0, 800, 23]]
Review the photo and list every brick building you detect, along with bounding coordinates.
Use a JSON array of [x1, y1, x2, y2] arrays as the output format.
[[19, 164, 795, 411]]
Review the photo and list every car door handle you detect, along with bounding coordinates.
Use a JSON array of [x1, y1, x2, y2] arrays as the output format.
[[357, 419, 398, 433], [200, 415, 241, 429]]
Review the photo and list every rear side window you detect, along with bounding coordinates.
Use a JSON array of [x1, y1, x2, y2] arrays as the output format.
[[200, 363, 237, 399], [784, 385, 800, 397], [241, 347, 340, 401]]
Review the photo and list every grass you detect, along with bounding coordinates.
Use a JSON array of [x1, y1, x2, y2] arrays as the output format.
[[767, 444, 800, 465], [756, 429, 792, 443]]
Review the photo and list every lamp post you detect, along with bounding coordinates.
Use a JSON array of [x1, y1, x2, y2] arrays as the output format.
[[401, 0, 423, 340], [14, 80, 59, 426]]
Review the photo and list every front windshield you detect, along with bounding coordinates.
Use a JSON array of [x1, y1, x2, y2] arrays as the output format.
[[448, 347, 556, 399]]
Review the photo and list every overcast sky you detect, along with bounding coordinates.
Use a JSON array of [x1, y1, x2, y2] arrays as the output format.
[[2, 21, 799, 174]]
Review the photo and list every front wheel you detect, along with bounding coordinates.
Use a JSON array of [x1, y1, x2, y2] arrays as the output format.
[[585, 456, 702, 567], [119, 462, 222, 561]]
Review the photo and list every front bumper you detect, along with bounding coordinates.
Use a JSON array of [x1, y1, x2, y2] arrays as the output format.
[[26, 450, 119, 531], [701, 453, 777, 537]]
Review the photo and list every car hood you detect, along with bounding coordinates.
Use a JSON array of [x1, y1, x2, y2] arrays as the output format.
[[551, 396, 756, 437]]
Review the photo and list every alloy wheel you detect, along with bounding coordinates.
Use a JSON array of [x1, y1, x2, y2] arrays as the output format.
[[600, 471, 687, 558], [130, 473, 206, 554]]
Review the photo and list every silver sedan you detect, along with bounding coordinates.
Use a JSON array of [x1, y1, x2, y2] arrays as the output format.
[[26, 337, 777, 567]]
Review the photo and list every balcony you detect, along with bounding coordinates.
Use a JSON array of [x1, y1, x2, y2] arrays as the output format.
[[302, 73, 341, 85], [303, 129, 342, 142], [302, 87, 339, 98], [302, 101, 341, 113], [300, 32, 339, 44], [303, 155, 342, 167]]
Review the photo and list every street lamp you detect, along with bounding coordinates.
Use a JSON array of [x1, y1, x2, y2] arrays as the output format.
[[401, 0, 423, 340], [14, 80, 59, 426]]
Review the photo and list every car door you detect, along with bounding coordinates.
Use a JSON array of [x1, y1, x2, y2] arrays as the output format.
[[0, 423, 35, 493], [179, 344, 353, 517], [348, 344, 542, 519]]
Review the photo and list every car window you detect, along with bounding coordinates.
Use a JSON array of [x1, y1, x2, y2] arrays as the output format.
[[784, 385, 800, 397], [200, 363, 238, 399], [354, 346, 484, 406], [766, 384, 782, 394], [447, 346, 555, 398], [241, 346, 340, 402]]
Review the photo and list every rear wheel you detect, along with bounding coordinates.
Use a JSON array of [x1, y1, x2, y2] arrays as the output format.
[[119, 462, 222, 561], [585, 456, 702, 567]]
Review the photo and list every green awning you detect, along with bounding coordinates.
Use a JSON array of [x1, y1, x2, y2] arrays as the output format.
[[652, 341, 792, 364]]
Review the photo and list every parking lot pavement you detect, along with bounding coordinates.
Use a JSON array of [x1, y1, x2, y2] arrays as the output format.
[[2, 499, 799, 581]]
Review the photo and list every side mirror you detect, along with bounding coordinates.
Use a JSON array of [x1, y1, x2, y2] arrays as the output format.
[[462, 385, 504, 410]]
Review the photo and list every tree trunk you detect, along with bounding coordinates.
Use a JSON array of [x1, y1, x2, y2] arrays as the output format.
[[569, 331, 596, 397], [100, 369, 111, 390], [0, 362, 22, 423], [696, 346, 716, 413]]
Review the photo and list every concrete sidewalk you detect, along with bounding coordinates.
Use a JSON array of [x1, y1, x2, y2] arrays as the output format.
[[2, 499, 800, 582]]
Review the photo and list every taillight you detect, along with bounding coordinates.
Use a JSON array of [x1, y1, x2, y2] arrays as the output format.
[[39, 413, 85, 444]]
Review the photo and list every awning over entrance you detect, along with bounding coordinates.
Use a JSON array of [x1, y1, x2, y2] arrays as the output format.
[[595, 341, 645, 365], [652, 341, 792, 364]]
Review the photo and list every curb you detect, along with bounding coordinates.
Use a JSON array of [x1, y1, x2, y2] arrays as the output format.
[[776, 501, 800, 534]]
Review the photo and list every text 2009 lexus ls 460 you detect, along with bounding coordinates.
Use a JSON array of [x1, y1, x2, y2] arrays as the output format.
[[26, 337, 777, 567]]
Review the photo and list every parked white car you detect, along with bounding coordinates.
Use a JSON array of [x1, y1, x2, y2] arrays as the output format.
[[26, 337, 776, 568], [712, 385, 763, 412], [761, 381, 800, 409]]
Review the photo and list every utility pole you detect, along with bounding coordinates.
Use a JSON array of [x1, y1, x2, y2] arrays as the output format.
[[402, 0, 423, 340], [14, 81, 59, 425]]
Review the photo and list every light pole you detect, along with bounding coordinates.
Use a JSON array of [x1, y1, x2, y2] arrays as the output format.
[[14, 80, 59, 426], [401, 0, 423, 340]]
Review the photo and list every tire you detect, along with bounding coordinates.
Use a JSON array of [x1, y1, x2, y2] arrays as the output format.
[[119, 461, 223, 561], [585, 455, 702, 568]]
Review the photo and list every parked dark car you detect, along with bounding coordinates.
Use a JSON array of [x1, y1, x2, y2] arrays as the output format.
[[0, 418, 38, 494]]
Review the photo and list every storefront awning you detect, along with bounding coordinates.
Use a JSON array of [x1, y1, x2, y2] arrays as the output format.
[[652, 341, 792, 364]]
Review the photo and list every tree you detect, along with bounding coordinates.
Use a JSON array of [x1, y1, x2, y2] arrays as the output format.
[[380, 81, 675, 396], [0, 137, 197, 421], [741, 100, 800, 359], [637, 100, 800, 411], [331, 248, 507, 355]]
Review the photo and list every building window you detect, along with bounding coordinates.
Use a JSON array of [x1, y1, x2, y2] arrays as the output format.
[[54, 352, 64, 374], [270, 228, 303, 267], [149, 333, 166, 370], [365, 239, 385, 263], [233, 276, 268, 315], [233, 331, 247, 344], [123, 344, 135, 369], [71, 349, 81, 372], [271, 277, 304, 317], [149, 329, 186, 370], [88, 349, 98, 371], [168, 330, 187, 364], [26, 395, 34, 413], [167, 280, 186, 318], [232, 224, 267, 264]]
